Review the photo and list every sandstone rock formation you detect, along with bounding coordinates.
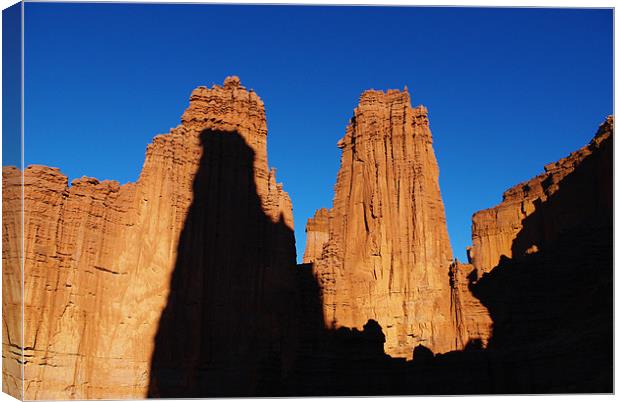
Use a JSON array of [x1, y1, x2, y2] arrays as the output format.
[[302, 208, 329, 263], [3, 74, 612, 397], [448, 261, 492, 349], [2, 167, 23, 399], [461, 118, 613, 392], [2, 77, 297, 399], [470, 116, 613, 274], [306, 88, 467, 358], [292, 115, 612, 395]]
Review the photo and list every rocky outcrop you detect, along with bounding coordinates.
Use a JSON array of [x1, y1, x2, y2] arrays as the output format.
[[302, 208, 329, 264], [470, 116, 613, 274], [307, 88, 461, 358], [448, 261, 492, 350], [3, 77, 297, 399]]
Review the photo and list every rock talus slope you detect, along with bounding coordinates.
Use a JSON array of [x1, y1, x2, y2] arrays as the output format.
[[2, 77, 296, 399], [307, 88, 469, 358]]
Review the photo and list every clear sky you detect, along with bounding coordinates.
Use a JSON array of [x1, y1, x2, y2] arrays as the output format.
[[21, 3, 612, 262]]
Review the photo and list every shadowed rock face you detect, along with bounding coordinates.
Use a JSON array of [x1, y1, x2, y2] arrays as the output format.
[[2, 77, 296, 399], [470, 116, 613, 274], [307, 89, 462, 358], [148, 130, 298, 397], [427, 116, 613, 393]]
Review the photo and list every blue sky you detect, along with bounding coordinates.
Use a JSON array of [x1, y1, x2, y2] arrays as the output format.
[[21, 3, 612, 262], [3, 2, 21, 166]]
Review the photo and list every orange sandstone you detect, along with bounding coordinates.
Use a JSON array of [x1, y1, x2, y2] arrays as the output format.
[[2, 77, 296, 399]]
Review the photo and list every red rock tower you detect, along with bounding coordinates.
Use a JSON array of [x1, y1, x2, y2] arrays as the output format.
[[308, 88, 456, 358]]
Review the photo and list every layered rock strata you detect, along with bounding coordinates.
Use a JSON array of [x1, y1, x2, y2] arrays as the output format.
[[307, 88, 464, 358], [2, 77, 297, 399], [470, 116, 613, 274]]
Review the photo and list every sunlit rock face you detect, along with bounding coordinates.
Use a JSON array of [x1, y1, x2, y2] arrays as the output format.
[[307, 88, 463, 358], [470, 116, 613, 275], [2, 77, 296, 399], [302, 208, 329, 264], [2, 166, 24, 399]]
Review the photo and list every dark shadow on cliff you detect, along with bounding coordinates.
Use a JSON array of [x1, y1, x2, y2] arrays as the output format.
[[466, 129, 613, 393], [147, 129, 399, 398], [393, 129, 613, 394], [148, 130, 304, 397], [149, 128, 612, 396], [283, 129, 612, 395]]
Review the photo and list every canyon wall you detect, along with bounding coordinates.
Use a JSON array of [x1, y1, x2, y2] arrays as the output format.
[[2, 77, 297, 399], [307, 88, 472, 358], [470, 116, 613, 274], [462, 116, 613, 392]]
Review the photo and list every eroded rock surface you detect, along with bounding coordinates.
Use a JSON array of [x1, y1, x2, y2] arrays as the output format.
[[448, 261, 492, 349], [2, 77, 296, 399], [302, 208, 329, 264], [307, 88, 463, 358], [293, 115, 612, 395], [3, 76, 611, 397], [471, 116, 613, 274], [2, 167, 23, 399]]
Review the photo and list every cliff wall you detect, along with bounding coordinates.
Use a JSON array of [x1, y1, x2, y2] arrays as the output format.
[[471, 116, 613, 274], [3, 77, 296, 399]]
